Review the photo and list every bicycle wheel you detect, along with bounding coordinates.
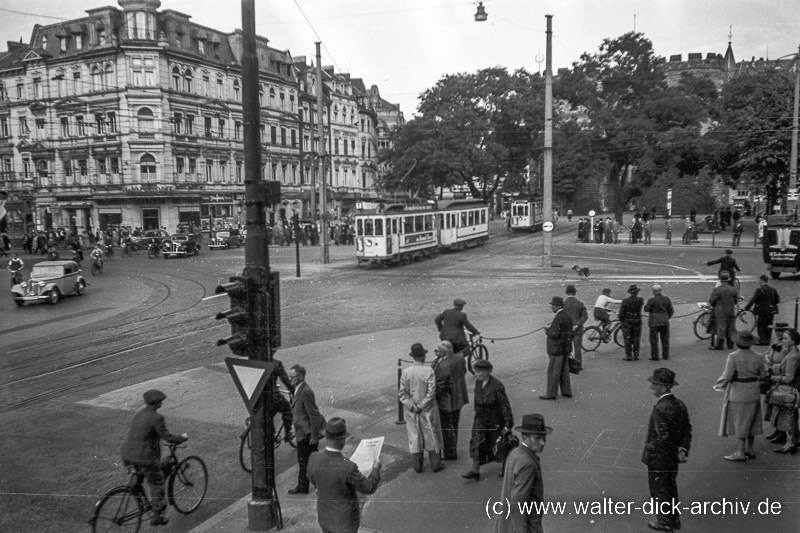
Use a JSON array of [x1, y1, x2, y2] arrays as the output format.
[[465, 348, 476, 375], [168, 456, 208, 514], [91, 486, 144, 533], [582, 327, 603, 353], [613, 325, 625, 347], [239, 426, 252, 473], [474, 343, 489, 366], [91, 262, 98, 276], [274, 420, 298, 449], [693, 311, 712, 340], [736, 309, 756, 333]]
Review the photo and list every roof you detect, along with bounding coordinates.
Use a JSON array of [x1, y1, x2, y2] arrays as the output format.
[[32, 260, 79, 267]]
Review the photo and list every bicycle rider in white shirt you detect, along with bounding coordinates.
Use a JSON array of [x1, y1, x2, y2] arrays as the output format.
[[593, 288, 622, 335]]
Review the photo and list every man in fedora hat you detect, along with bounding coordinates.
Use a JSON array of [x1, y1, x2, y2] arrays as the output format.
[[709, 271, 738, 350], [620, 284, 645, 361], [434, 340, 469, 461], [563, 284, 589, 368], [642, 369, 692, 532], [744, 274, 780, 345], [435, 298, 481, 355], [644, 285, 674, 361], [493, 414, 553, 533], [120, 390, 188, 527], [540, 296, 573, 400], [307, 418, 381, 533], [399, 343, 445, 473]]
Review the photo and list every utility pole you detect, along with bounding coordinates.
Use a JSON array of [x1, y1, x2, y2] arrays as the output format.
[[788, 44, 800, 215], [316, 42, 329, 263], [541, 14, 554, 266]]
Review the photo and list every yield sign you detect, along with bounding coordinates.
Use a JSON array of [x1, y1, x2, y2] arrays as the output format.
[[225, 358, 275, 414]]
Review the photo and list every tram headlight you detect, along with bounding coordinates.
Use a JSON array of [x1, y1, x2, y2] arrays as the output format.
[[366, 239, 373, 247]]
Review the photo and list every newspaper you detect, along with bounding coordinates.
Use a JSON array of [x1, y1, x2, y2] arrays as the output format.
[[350, 436, 384, 476]]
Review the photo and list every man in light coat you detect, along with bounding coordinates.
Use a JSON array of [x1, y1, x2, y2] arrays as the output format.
[[399, 343, 444, 472], [434, 341, 469, 461]]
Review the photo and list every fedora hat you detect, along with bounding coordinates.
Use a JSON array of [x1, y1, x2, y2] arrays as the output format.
[[325, 417, 350, 440], [774, 322, 791, 332], [143, 389, 166, 405], [732, 330, 756, 348], [565, 284, 577, 294], [647, 368, 678, 387], [628, 284, 640, 294], [719, 271, 731, 280], [409, 343, 428, 358], [549, 296, 564, 307], [514, 414, 553, 435]]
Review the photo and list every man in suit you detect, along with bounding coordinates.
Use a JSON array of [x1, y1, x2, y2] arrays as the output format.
[[307, 418, 381, 533], [435, 298, 481, 355], [434, 340, 469, 461], [709, 271, 739, 350], [641, 369, 692, 532], [644, 285, 674, 361], [563, 284, 589, 368], [288, 364, 326, 494], [493, 414, 553, 533], [619, 284, 644, 361], [744, 275, 780, 345], [540, 296, 573, 400], [120, 390, 187, 527]]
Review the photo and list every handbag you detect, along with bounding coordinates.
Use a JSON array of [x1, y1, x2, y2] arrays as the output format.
[[760, 374, 773, 395], [767, 384, 800, 409], [568, 357, 582, 375], [493, 430, 519, 464]]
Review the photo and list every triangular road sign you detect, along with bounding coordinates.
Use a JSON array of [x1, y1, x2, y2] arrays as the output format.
[[225, 358, 275, 414]]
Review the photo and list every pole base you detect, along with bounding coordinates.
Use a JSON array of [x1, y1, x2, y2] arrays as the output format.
[[248, 498, 277, 531]]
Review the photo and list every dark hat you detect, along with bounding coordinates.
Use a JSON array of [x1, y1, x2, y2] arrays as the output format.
[[774, 321, 791, 332], [732, 330, 756, 348], [473, 359, 493, 371], [602, 288, 611, 294], [409, 343, 428, 358], [143, 389, 166, 405], [628, 284, 640, 294], [515, 413, 553, 435], [453, 298, 466, 308], [565, 284, 577, 294], [647, 368, 678, 387], [725, 249, 733, 255], [549, 296, 564, 307], [719, 271, 731, 280], [325, 417, 350, 440]]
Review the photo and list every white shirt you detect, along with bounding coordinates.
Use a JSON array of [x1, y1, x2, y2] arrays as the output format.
[[594, 294, 621, 309]]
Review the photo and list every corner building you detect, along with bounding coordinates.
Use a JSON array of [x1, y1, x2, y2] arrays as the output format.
[[0, 0, 392, 239]]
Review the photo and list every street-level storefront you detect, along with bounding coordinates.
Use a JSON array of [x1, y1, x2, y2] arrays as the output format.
[[201, 193, 241, 232], [93, 186, 204, 234], [1, 189, 36, 241]]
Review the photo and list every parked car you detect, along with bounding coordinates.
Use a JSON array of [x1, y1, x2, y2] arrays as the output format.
[[162, 233, 200, 258], [131, 229, 170, 249], [208, 229, 243, 250], [11, 260, 86, 306]]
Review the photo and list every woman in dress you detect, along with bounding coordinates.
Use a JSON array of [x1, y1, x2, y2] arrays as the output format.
[[766, 328, 800, 454], [463, 359, 513, 480], [716, 330, 767, 461]]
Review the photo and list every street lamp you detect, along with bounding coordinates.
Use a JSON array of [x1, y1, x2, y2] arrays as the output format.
[[474, 2, 488, 22]]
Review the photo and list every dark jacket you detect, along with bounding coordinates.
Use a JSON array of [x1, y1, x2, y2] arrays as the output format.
[[706, 255, 741, 278], [642, 394, 692, 470], [291, 381, 326, 442], [545, 309, 573, 356], [709, 283, 738, 318], [563, 296, 588, 333], [435, 308, 479, 346], [120, 405, 185, 464], [434, 353, 469, 412], [619, 295, 644, 324], [494, 444, 544, 533], [307, 450, 380, 533], [644, 294, 674, 327], [745, 285, 780, 316]]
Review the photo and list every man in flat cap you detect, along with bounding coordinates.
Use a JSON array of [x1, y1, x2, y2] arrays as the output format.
[[307, 418, 381, 533], [620, 284, 644, 361], [644, 285, 674, 361], [435, 298, 481, 355], [709, 271, 739, 350], [540, 296, 573, 400], [493, 414, 553, 533], [120, 390, 188, 526], [563, 285, 588, 368], [642, 369, 692, 532]]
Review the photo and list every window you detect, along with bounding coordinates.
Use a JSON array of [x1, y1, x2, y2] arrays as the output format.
[[198, 40, 205, 54], [75, 34, 83, 50], [60, 37, 67, 52], [36, 160, 47, 178], [140, 154, 156, 182], [137, 107, 154, 132], [33, 78, 42, 99], [184, 69, 193, 92], [63, 160, 72, 178], [173, 112, 182, 134], [57, 76, 66, 97], [2, 157, 11, 176], [41, 36, 48, 49], [107, 112, 117, 132], [280, 127, 286, 146], [0, 81, 6, 101], [76, 115, 86, 136], [110, 157, 119, 174], [234, 120, 241, 140], [236, 161, 242, 183], [205, 159, 213, 182], [16, 83, 24, 100], [127, 10, 155, 39], [259, 124, 264, 143], [220, 160, 227, 181], [217, 78, 224, 99], [35, 119, 45, 139], [98, 29, 106, 45], [279, 92, 285, 110], [259, 85, 264, 106], [269, 87, 275, 107], [233, 79, 241, 100], [143, 57, 154, 85], [18, 116, 28, 136], [71, 70, 81, 94], [0, 117, 8, 137], [91, 66, 104, 90], [176, 156, 184, 174], [204, 116, 212, 137], [172, 67, 182, 91], [343, 139, 348, 156], [131, 56, 154, 86], [95, 113, 105, 134], [290, 129, 296, 147], [185, 114, 193, 135], [97, 157, 107, 174], [78, 159, 87, 177], [270, 125, 276, 144], [188, 157, 196, 175], [203, 75, 210, 96], [218, 118, 225, 138], [334, 139, 339, 155]]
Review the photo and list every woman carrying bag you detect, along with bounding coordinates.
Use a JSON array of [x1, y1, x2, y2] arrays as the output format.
[[765, 328, 800, 454]]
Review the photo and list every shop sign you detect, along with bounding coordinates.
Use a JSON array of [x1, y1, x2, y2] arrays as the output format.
[[124, 185, 176, 195]]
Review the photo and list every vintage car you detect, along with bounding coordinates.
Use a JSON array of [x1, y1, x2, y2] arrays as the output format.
[[162, 233, 200, 258], [131, 229, 169, 249], [208, 229, 243, 250], [11, 260, 86, 306]]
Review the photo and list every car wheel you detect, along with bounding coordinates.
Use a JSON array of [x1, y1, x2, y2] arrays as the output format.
[[14, 298, 24, 307], [76, 281, 85, 295], [48, 289, 60, 305]]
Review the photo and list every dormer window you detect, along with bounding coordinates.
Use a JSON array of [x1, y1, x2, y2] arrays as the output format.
[[75, 35, 83, 50], [198, 40, 204, 54], [59, 37, 68, 52], [126, 10, 156, 40], [42, 36, 48, 49]]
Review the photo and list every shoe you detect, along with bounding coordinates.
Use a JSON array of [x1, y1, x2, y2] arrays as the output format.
[[623, 357, 632, 361], [539, 396, 556, 400], [650, 357, 660, 361], [432, 464, 445, 473], [633, 357, 639, 360], [770, 434, 787, 445], [562, 393, 573, 398], [709, 347, 723, 351], [766, 430, 780, 440], [662, 356, 669, 360], [723, 453, 747, 462], [288, 486, 309, 494], [150, 515, 170, 526], [462, 471, 480, 480], [744, 452, 756, 459], [647, 521, 674, 532], [774, 445, 797, 454]]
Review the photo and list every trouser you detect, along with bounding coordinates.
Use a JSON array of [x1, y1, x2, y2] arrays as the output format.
[[127, 461, 167, 512], [621, 321, 641, 359], [756, 314, 774, 345], [715, 316, 737, 348], [546, 354, 571, 397], [572, 331, 584, 363], [438, 408, 462, 460], [295, 435, 319, 489], [648, 466, 681, 529], [649, 325, 670, 360]]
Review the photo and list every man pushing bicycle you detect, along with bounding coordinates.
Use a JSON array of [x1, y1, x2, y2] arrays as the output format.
[[435, 298, 481, 355]]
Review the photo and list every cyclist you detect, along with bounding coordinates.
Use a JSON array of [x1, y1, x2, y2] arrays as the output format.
[[435, 298, 481, 355], [593, 288, 621, 337], [706, 249, 740, 286], [120, 390, 188, 527], [7, 253, 24, 285], [270, 359, 295, 442], [90, 244, 105, 270], [122, 235, 135, 256]]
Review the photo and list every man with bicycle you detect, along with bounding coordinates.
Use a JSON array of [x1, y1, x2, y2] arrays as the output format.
[[707, 249, 740, 286], [120, 390, 187, 527], [270, 358, 295, 442], [593, 288, 621, 338], [435, 298, 481, 355], [90, 244, 105, 269], [7, 253, 23, 285]]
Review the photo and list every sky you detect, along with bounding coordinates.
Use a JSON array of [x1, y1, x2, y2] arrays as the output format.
[[2, 0, 800, 118]]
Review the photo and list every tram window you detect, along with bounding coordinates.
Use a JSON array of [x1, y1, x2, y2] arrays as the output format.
[[404, 216, 413, 234], [392, 219, 398, 234], [438, 214, 444, 229], [468, 211, 475, 226], [425, 215, 434, 230], [451, 213, 456, 227], [461, 212, 467, 227], [414, 215, 424, 232], [357, 219, 363, 236], [480, 210, 486, 224], [363, 218, 374, 236], [374, 218, 383, 236]]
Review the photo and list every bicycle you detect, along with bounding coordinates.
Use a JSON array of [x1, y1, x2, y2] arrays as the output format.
[[89, 442, 207, 532], [463, 333, 489, 375], [121, 241, 138, 258], [582, 311, 625, 352], [91, 256, 104, 276], [239, 386, 297, 473], [693, 298, 755, 340], [147, 242, 162, 259]]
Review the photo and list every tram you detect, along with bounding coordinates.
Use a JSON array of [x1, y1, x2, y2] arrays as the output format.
[[355, 200, 489, 266], [509, 196, 544, 232]]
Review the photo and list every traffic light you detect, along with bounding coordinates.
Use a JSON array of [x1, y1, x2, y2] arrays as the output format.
[[215, 276, 250, 356]]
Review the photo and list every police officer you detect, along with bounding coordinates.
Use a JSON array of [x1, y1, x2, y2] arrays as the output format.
[[620, 284, 644, 361]]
